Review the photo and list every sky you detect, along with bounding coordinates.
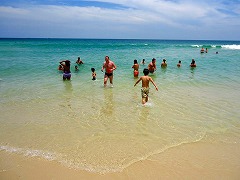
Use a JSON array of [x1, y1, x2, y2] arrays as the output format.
[[0, 0, 240, 40]]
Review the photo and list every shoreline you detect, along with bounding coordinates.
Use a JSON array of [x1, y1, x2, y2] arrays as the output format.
[[1, 141, 239, 180]]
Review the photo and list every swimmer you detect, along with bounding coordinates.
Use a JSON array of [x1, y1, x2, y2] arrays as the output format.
[[190, 59, 196, 67], [148, 58, 156, 73], [101, 56, 117, 87], [60, 60, 71, 80], [76, 57, 84, 64], [161, 59, 167, 68], [75, 65, 79, 71], [177, 60, 181, 67], [134, 68, 158, 105], [91, 68, 96, 80], [132, 59, 139, 77]]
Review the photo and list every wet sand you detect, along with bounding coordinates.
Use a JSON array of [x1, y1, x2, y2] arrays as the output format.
[[1, 141, 240, 180]]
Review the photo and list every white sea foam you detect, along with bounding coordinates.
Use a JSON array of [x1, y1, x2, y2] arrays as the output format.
[[0, 145, 56, 161], [222, 45, 240, 50], [191, 44, 240, 49], [191, 45, 201, 47]]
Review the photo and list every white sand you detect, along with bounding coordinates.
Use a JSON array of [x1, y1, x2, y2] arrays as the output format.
[[1, 141, 240, 180]]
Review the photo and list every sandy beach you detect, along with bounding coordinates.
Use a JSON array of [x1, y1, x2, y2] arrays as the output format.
[[1, 0, 240, 176], [1, 141, 240, 180], [1, 38, 240, 180]]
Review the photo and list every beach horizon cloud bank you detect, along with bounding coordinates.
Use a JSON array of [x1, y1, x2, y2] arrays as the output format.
[[0, 0, 240, 40]]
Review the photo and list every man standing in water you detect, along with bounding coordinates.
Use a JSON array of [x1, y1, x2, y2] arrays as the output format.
[[148, 58, 157, 73], [101, 56, 117, 87]]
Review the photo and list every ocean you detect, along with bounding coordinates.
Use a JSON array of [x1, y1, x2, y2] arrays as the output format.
[[0, 38, 240, 173]]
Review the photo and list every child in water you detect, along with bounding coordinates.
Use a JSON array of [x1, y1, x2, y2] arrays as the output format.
[[177, 60, 181, 67], [132, 59, 139, 77], [134, 68, 158, 105], [75, 65, 79, 71], [91, 68, 96, 80]]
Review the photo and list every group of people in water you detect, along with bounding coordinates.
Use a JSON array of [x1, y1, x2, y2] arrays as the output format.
[[200, 47, 208, 53], [132, 58, 197, 77], [58, 57, 84, 76], [58, 56, 116, 86], [58, 55, 198, 105]]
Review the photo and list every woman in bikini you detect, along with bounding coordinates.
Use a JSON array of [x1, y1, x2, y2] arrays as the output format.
[[60, 60, 71, 80], [132, 59, 139, 77]]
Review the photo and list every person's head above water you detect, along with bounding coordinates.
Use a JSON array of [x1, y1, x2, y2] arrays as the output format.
[[143, 68, 149, 75]]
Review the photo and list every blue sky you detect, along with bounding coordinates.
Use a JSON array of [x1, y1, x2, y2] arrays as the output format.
[[0, 0, 240, 40]]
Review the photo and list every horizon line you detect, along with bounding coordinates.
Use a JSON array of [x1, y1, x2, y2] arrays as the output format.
[[0, 37, 239, 42]]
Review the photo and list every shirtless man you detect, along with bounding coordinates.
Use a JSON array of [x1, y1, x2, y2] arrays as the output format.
[[148, 58, 157, 73], [76, 57, 83, 64], [101, 56, 117, 87], [134, 68, 158, 105]]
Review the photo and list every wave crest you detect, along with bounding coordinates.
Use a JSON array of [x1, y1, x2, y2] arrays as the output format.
[[191, 44, 240, 49]]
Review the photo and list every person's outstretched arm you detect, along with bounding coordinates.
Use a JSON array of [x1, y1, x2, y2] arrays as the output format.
[[149, 78, 158, 91], [134, 77, 142, 87]]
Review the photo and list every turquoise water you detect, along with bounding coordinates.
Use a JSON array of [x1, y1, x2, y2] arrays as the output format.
[[0, 38, 240, 173]]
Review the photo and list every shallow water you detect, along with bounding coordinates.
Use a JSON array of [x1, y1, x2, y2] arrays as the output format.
[[0, 38, 240, 173]]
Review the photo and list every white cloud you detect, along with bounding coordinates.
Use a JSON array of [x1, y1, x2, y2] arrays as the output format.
[[0, 0, 239, 39]]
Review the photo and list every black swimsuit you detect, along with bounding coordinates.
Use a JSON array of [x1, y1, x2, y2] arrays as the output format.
[[105, 72, 113, 77]]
